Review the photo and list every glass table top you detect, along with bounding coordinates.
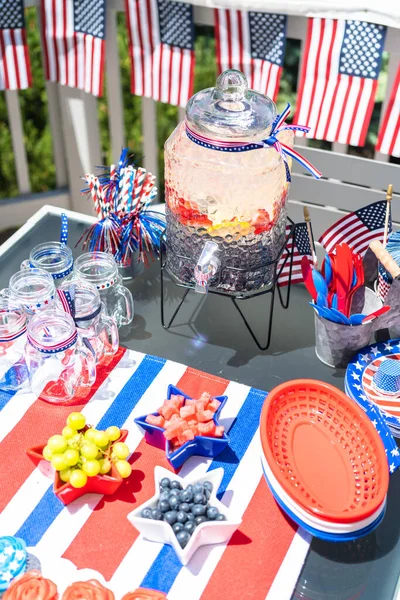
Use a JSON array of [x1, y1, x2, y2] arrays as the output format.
[[1, 209, 399, 600]]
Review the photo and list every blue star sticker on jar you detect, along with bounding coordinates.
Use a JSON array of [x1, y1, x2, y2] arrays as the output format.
[[134, 385, 229, 468]]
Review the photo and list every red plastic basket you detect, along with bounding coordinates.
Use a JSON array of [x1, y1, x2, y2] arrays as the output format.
[[260, 380, 389, 523]]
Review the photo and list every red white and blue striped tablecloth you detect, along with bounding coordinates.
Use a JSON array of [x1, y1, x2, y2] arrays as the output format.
[[0, 348, 311, 599]]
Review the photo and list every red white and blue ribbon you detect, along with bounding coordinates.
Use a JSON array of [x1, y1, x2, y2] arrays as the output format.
[[185, 103, 322, 183], [57, 285, 96, 356], [60, 213, 69, 245], [27, 330, 78, 354], [56, 286, 76, 319]]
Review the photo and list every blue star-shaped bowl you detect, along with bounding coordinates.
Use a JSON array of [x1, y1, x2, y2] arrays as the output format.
[[134, 384, 229, 469]]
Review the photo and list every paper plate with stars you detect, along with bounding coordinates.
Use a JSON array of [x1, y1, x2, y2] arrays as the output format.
[[345, 339, 400, 437]]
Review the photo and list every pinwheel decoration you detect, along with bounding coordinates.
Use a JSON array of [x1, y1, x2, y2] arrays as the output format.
[[79, 149, 165, 266]]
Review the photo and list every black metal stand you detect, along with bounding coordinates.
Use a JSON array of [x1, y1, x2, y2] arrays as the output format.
[[160, 218, 299, 350]]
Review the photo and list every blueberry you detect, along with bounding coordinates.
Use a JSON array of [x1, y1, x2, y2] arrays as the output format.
[[164, 510, 178, 525], [188, 503, 194, 509], [159, 490, 170, 502], [204, 489, 211, 501], [180, 489, 193, 503], [186, 512, 195, 521], [168, 495, 180, 510], [170, 480, 182, 490], [141, 507, 152, 519], [168, 488, 180, 497], [193, 483, 204, 494], [151, 508, 163, 520], [158, 499, 170, 513], [172, 522, 184, 534], [195, 515, 207, 526], [179, 502, 190, 513], [193, 492, 205, 504], [184, 521, 196, 534], [203, 481, 213, 493], [176, 510, 188, 524], [160, 477, 171, 488], [185, 484, 193, 493], [191, 504, 206, 517], [216, 513, 226, 521], [176, 530, 191, 548], [207, 507, 219, 520]]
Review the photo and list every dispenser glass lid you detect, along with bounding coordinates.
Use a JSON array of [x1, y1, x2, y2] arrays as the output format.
[[185, 69, 277, 139]]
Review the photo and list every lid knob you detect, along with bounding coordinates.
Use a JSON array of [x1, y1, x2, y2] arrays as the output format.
[[216, 69, 248, 102]]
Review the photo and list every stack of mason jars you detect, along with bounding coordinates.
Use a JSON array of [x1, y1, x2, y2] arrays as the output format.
[[0, 242, 134, 404]]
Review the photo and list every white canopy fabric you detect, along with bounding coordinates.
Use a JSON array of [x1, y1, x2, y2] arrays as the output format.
[[189, 0, 400, 29]]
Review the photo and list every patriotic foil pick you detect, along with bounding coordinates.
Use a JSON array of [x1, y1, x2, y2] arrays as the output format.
[[80, 149, 165, 264]]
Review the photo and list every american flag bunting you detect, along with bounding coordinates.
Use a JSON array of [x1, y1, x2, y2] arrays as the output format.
[[376, 64, 400, 157], [294, 18, 386, 146], [318, 200, 390, 256], [0, 0, 31, 90], [0, 349, 310, 598], [277, 223, 312, 287], [41, 0, 106, 97], [215, 9, 286, 100], [125, 0, 195, 107]]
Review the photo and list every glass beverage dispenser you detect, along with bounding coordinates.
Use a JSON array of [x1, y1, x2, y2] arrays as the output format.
[[164, 69, 295, 295]]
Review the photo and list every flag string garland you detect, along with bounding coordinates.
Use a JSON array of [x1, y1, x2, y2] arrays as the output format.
[[79, 149, 165, 266]]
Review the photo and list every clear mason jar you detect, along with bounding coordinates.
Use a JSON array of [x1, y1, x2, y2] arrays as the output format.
[[0, 298, 29, 393], [3, 268, 56, 318], [73, 252, 134, 328], [56, 279, 119, 363], [21, 241, 74, 288], [24, 310, 96, 404]]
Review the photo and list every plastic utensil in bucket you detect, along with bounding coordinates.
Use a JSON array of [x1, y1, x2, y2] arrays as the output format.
[[314, 288, 382, 368]]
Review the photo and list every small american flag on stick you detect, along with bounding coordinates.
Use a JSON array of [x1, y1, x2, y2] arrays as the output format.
[[41, 0, 106, 97], [277, 223, 312, 287], [295, 18, 386, 146], [0, 0, 31, 90], [318, 200, 390, 256], [376, 64, 400, 157], [125, 0, 195, 107], [215, 9, 286, 100]]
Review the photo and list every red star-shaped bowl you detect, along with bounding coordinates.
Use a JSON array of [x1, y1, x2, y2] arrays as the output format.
[[135, 385, 229, 469], [26, 430, 128, 505]]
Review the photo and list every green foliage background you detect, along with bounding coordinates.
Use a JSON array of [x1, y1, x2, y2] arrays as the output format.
[[0, 8, 389, 201]]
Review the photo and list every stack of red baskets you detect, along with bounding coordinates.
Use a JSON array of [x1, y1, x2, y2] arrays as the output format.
[[259, 380, 393, 541]]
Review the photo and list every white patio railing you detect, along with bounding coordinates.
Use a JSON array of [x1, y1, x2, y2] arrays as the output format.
[[1, 0, 400, 240]]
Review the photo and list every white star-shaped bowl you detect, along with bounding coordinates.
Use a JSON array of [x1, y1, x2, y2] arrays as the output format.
[[127, 466, 242, 565]]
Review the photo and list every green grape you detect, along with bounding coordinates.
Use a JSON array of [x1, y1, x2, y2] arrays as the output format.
[[115, 460, 132, 478], [80, 441, 98, 460], [59, 468, 72, 483], [62, 426, 77, 440], [112, 442, 130, 460], [64, 449, 80, 467], [48, 435, 67, 454], [92, 430, 109, 448], [82, 459, 100, 477], [67, 433, 82, 449], [42, 445, 53, 461], [69, 469, 88, 488], [98, 458, 112, 475], [51, 454, 68, 471], [84, 428, 98, 443], [106, 426, 121, 442], [67, 412, 86, 430]]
